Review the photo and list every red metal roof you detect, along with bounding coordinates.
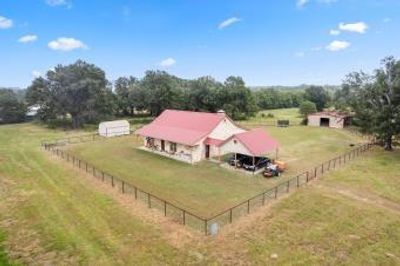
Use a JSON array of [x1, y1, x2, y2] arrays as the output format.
[[227, 128, 279, 156], [136, 109, 224, 146], [204, 137, 224, 146]]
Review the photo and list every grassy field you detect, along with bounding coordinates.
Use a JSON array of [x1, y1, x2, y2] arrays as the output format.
[[63, 125, 363, 217], [0, 122, 399, 264], [241, 108, 304, 125]]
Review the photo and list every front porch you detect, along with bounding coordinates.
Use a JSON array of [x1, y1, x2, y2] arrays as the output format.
[[138, 146, 193, 164]]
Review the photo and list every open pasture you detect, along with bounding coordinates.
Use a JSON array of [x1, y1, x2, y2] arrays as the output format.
[[64, 125, 363, 217]]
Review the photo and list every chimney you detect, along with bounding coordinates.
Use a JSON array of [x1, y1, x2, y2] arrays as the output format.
[[217, 109, 226, 117]]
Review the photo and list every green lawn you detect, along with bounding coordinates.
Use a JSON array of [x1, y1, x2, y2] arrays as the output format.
[[64, 125, 363, 217], [0, 124, 194, 265], [0, 123, 399, 265], [240, 108, 304, 125]]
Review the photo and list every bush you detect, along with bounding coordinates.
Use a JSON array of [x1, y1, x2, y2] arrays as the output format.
[[299, 101, 317, 118]]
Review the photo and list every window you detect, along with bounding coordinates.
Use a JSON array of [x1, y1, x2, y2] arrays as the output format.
[[170, 142, 177, 153]]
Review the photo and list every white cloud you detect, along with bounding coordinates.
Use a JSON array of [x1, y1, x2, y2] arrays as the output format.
[[329, 29, 341, 36], [0, 16, 13, 29], [32, 70, 42, 78], [296, 0, 309, 7], [48, 37, 88, 51], [46, 0, 68, 6], [18, 34, 38, 43], [339, 22, 368, 34], [383, 17, 391, 23], [295, 51, 305, 57], [159, 57, 176, 67], [326, 40, 351, 51], [218, 17, 241, 29]]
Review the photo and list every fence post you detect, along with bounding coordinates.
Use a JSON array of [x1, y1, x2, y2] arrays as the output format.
[[102, 171, 105, 182], [230, 209, 233, 223], [306, 171, 309, 182], [92, 166, 95, 177], [148, 193, 151, 208], [85, 162, 88, 172], [314, 167, 317, 179], [328, 160, 331, 171], [333, 158, 336, 169], [204, 220, 208, 235], [134, 187, 138, 199], [286, 180, 290, 193], [164, 201, 167, 216], [247, 200, 250, 214], [182, 210, 186, 225], [321, 163, 324, 175], [111, 176, 114, 187], [122, 181, 125, 193]]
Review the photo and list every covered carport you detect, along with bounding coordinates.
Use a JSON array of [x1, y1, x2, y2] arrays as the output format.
[[219, 128, 279, 173]]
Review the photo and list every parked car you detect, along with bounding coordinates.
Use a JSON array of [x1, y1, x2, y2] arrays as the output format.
[[243, 157, 271, 171], [228, 154, 247, 167]]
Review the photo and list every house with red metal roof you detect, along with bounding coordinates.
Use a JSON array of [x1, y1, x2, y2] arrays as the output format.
[[136, 109, 279, 164]]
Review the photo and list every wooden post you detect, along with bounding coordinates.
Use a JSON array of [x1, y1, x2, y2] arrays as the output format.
[[122, 181, 125, 193], [314, 167, 317, 178], [111, 176, 114, 187], [306, 171, 309, 182], [85, 162, 88, 172], [148, 193, 151, 208], [229, 209, 233, 223], [135, 187, 137, 199], [247, 200, 250, 214], [204, 220, 208, 236], [164, 201, 167, 216], [286, 180, 290, 192], [321, 163, 324, 175], [182, 210, 186, 225], [102, 172, 105, 181]]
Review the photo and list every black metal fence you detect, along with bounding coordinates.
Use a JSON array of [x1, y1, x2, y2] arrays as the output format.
[[42, 134, 373, 235]]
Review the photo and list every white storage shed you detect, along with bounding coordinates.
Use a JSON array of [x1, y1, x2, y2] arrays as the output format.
[[98, 120, 130, 137]]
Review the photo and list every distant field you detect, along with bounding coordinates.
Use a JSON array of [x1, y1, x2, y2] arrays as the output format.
[[242, 108, 303, 125], [0, 123, 399, 265], [64, 125, 363, 217]]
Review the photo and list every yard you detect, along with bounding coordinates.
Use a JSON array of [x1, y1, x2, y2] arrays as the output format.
[[0, 123, 399, 265], [63, 124, 364, 217]]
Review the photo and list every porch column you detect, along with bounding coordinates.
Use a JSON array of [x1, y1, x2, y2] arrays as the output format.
[[234, 153, 237, 169], [252, 156, 255, 174]]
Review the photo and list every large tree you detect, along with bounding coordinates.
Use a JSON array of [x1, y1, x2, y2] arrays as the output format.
[[141, 70, 183, 116], [342, 56, 400, 150], [216, 76, 258, 120], [304, 86, 330, 111], [0, 89, 26, 124], [26, 60, 115, 128]]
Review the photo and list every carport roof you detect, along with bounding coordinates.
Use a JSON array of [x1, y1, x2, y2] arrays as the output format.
[[222, 128, 279, 157]]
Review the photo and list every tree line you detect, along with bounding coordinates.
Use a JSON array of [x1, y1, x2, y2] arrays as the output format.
[[2, 60, 331, 126], [1, 57, 399, 151]]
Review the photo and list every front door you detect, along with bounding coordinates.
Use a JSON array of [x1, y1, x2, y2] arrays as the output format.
[[161, 140, 165, 151], [205, 145, 210, 159]]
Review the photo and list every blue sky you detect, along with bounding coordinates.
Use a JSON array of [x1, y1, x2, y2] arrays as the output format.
[[0, 0, 399, 88]]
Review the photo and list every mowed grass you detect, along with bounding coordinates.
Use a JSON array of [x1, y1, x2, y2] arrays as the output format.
[[0, 122, 399, 264], [201, 148, 400, 265], [240, 108, 304, 125], [64, 125, 363, 217], [0, 124, 194, 265]]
